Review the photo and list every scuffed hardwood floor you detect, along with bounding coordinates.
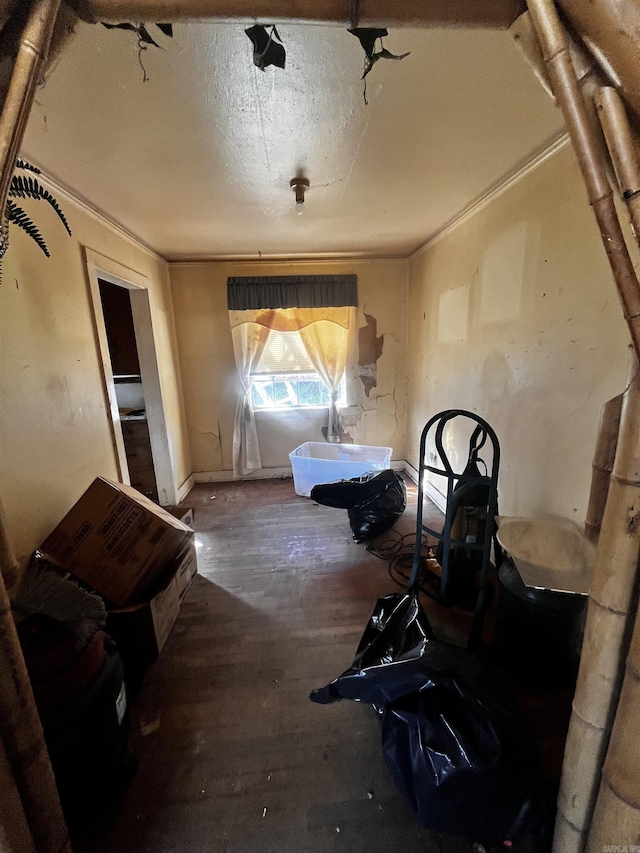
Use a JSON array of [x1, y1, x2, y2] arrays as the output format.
[[70, 477, 533, 853]]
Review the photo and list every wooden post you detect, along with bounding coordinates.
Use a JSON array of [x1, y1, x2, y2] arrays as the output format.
[[584, 393, 623, 544], [585, 95, 640, 849], [67, 0, 525, 26], [527, 0, 640, 363], [587, 553, 640, 848], [554, 350, 640, 851], [0, 0, 61, 217], [524, 5, 640, 848], [0, 505, 72, 853], [557, 0, 640, 125], [595, 86, 640, 248], [0, 2, 72, 850]]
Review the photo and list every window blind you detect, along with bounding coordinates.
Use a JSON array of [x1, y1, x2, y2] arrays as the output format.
[[227, 274, 357, 310], [254, 329, 314, 374]]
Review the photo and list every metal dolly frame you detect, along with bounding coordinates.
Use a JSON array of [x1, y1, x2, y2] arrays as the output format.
[[409, 409, 500, 651]]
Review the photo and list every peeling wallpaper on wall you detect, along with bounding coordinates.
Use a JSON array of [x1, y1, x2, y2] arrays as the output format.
[[357, 311, 385, 397]]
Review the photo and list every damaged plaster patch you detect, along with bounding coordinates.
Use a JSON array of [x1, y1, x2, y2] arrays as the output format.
[[358, 311, 384, 397], [191, 420, 224, 470]]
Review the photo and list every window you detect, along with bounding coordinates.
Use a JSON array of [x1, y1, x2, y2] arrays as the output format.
[[250, 328, 345, 410]]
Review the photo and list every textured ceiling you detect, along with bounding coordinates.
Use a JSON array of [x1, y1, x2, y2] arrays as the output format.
[[23, 21, 564, 259]]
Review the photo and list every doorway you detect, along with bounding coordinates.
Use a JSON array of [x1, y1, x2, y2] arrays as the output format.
[[85, 249, 178, 505], [99, 280, 158, 502]]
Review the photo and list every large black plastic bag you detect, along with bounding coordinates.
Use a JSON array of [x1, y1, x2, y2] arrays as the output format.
[[310, 592, 547, 842], [311, 469, 407, 543], [381, 669, 546, 841], [310, 592, 434, 707]]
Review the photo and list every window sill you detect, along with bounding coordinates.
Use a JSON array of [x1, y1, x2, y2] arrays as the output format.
[[254, 405, 330, 415]]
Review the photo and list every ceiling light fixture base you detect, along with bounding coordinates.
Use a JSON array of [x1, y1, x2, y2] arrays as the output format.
[[290, 177, 310, 214]]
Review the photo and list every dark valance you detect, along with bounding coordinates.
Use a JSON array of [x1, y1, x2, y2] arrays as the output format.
[[227, 274, 358, 311]]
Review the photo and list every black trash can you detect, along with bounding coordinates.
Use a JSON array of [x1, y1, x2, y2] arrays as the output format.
[[495, 557, 587, 689]]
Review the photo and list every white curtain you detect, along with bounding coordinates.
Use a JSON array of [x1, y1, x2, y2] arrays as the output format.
[[228, 307, 352, 472], [230, 321, 269, 477], [297, 317, 349, 442]]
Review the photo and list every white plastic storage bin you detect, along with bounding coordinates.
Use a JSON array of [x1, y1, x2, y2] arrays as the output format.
[[289, 441, 393, 497]]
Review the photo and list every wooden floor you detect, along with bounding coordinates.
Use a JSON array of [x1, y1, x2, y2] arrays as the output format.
[[71, 477, 561, 853]]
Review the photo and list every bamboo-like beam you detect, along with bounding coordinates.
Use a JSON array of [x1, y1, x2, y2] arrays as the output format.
[[67, 0, 525, 27], [587, 583, 640, 849], [582, 80, 640, 853], [510, 9, 613, 189], [527, 0, 640, 363], [0, 504, 72, 852], [554, 351, 640, 852], [595, 87, 640, 248], [557, 0, 640, 124], [525, 2, 640, 850], [0, 2, 72, 850], [0, 0, 61, 222], [584, 392, 623, 544]]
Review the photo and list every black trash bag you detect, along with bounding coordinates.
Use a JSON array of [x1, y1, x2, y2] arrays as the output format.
[[381, 667, 546, 842], [310, 592, 547, 843], [311, 469, 406, 543], [310, 592, 434, 707]]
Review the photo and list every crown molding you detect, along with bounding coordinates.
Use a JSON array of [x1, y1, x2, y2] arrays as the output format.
[[18, 154, 165, 263], [21, 131, 569, 269], [408, 131, 570, 260], [166, 250, 408, 265]]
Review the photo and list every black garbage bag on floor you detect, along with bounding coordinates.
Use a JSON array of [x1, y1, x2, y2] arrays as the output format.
[[310, 592, 547, 843], [310, 592, 434, 707], [311, 469, 407, 543]]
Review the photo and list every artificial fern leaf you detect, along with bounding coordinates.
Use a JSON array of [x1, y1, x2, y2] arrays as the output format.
[[15, 159, 41, 175], [6, 200, 50, 257], [9, 176, 72, 235]]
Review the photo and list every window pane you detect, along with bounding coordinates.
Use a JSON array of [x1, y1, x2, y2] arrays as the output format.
[[252, 378, 274, 408], [298, 380, 322, 406], [273, 379, 296, 407], [251, 373, 345, 409]]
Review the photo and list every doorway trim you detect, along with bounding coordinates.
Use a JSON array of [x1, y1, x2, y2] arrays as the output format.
[[84, 248, 178, 505]]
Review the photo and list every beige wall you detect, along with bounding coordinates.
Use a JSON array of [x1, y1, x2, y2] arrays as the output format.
[[407, 142, 633, 522], [169, 259, 408, 474], [3, 136, 631, 568], [0, 190, 191, 567]]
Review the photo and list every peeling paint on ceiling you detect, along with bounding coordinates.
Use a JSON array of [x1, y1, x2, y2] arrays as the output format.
[[23, 21, 563, 259]]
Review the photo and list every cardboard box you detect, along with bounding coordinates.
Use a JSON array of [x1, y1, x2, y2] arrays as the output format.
[[106, 539, 197, 669], [40, 478, 192, 606], [174, 539, 198, 600], [106, 568, 180, 664], [164, 506, 195, 529]]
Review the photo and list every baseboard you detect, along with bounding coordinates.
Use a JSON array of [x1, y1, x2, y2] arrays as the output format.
[[193, 467, 293, 483], [402, 460, 419, 483], [177, 474, 195, 501], [189, 460, 446, 509], [423, 479, 447, 513], [399, 460, 447, 513]]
